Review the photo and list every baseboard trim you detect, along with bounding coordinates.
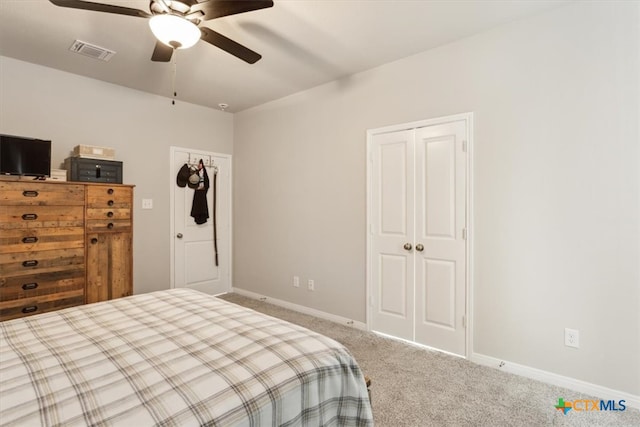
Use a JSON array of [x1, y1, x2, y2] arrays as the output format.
[[231, 287, 367, 331], [471, 353, 640, 410]]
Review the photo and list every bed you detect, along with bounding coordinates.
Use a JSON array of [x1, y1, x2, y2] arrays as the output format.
[[0, 289, 373, 426]]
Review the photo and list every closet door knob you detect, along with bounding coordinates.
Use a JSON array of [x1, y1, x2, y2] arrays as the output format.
[[416, 244, 424, 252], [403, 243, 412, 251], [176, 233, 183, 239]]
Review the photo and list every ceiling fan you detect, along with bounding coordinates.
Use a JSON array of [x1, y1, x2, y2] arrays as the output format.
[[49, 0, 273, 63]]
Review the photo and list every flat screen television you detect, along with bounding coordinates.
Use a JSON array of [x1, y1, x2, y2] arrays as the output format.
[[0, 134, 51, 178]]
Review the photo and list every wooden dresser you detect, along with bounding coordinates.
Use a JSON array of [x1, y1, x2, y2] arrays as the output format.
[[0, 180, 133, 321]]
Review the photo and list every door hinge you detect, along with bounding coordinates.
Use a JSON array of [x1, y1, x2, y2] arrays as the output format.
[[462, 228, 467, 240], [462, 315, 466, 328], [462, 140, 467, 152]]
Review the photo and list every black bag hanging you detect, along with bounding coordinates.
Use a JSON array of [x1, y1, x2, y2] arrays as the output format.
[[187, 159, 219, 267], [190, 160, 209, 225]]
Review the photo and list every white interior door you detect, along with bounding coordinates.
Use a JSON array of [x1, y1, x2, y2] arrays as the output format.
[[171, 147, 231, 295], [413, 121, 467, 355], [370, 130, 415, 341], [368, 116, 469, 357]]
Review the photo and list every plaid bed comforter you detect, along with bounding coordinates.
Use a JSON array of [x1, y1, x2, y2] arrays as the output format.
[[0, 289, 373, 426]]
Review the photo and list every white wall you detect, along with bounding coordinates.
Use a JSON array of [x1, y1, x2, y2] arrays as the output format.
[[234, 1, 639, 396], [0, 56, 233, 295]]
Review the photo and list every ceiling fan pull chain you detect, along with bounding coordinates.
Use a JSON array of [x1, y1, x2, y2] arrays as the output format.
[[172, 53, 177, 105]]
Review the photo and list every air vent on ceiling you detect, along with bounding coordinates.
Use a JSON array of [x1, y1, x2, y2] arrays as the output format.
[[69, 40, 116, 62]]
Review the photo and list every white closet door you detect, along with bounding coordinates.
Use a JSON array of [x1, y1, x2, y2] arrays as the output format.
[[368, 116, 469, 357], [414, 120, 467, 355], [370, 130, 415, 341]]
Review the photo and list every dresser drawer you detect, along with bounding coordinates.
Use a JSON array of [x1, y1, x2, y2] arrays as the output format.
[[0, 226, 84, 254], [86, 220, 132, 233], [0, 205, 84, 229], [0, 182, 84, 206], [0, 248, 85, 277], [0, 291, 84, 321], [0, 269, 85, 301], [86, 186, 132, 209], [86, 208, 131, 221]]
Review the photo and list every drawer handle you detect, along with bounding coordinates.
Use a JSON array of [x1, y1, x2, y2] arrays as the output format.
[[22, 283, 39, 290], [91, 238, 98, 244], [107, 188, 114, 194], [22, 260, 39, 267], [108, 200, 114, 206], [21, 306, 38, 314], [22, 213, 38, 220], [22, 190, 39, 197], [107, 223, 114, 229], [107, 211, 114, 218], [22, 236, 39, 244]]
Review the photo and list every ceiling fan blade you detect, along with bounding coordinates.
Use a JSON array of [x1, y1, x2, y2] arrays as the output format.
[[151, 42, 174, 62], [193, 0, 273, 20], [49, 0, 151, 18], [200, 28, 261, 64]]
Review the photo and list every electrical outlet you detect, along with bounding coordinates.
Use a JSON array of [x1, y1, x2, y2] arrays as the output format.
[[565, 328, 579, 348], [293, 276, 300, 288], [308, 279, 315, 291], [141, 198, 153, 209]]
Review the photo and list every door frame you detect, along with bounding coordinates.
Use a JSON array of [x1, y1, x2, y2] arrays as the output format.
[[169, 146, 233, 292], [365, 112, 474, 358]]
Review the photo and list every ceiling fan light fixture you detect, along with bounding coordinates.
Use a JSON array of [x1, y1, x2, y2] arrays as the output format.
[[149, 14, 200, 49]]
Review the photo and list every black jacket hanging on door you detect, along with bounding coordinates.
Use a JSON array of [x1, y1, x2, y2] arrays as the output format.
[[190, 163, 210, 225]]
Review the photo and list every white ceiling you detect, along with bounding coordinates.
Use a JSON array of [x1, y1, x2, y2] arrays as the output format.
[[0, 0, 568, 113]]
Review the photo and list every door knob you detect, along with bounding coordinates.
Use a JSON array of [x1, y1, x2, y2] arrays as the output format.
[[416, 243, 424, 252], [176, 233, 183, 239], [403, 243, 412, 251]]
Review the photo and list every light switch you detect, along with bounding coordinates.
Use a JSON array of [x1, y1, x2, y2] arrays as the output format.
[[142, 199, 153, 209]]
